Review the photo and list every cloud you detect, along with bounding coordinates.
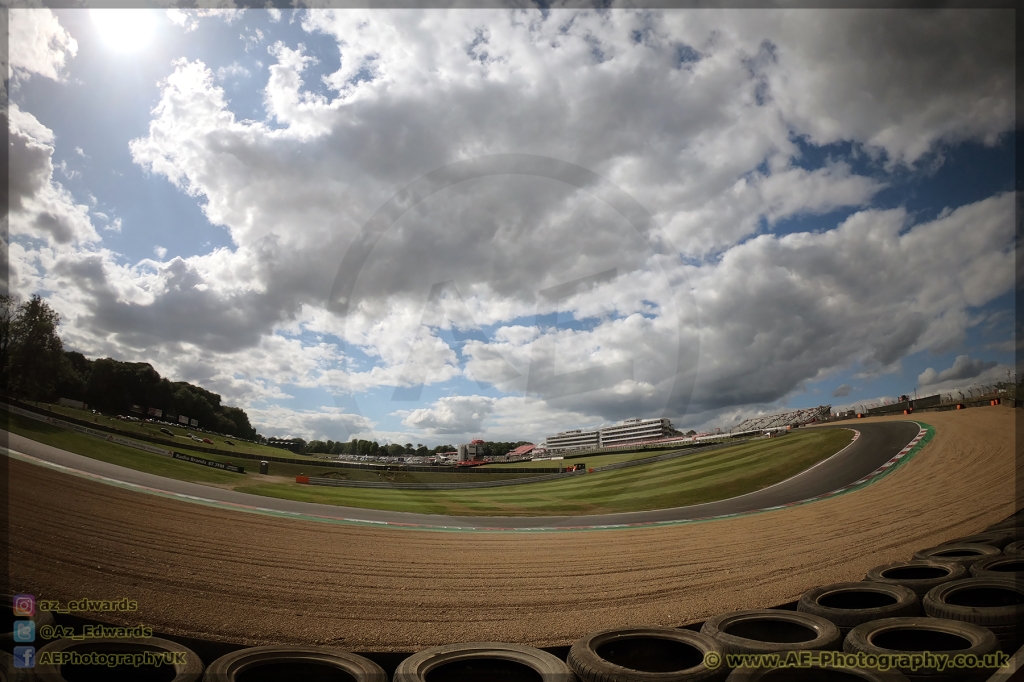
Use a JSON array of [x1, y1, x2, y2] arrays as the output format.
[[166, 8, 244, 33], [395, 394, 607, 443], [832, 384, 852, 397], [103, 218, 122, 233], [216, 61, 251, 81], [243, 405, 373, 441], [744, 9, 1013, 166], [400, 396, 496, 435], [153, 246, 168, 259], [166, 9, 195, 31], [918, 354, 998, 387], [12, 8, 1016, 444], [9, 8, 78, 82], [683, 192, 1013, 416], [8, 104, 99, 248]]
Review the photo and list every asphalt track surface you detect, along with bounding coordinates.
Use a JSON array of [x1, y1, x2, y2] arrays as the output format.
[[2, 421, 919, 530]]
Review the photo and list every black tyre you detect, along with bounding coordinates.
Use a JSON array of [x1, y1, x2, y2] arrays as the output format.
[[567, 626, 726, 682], [939, 532, 1014, 549], [844, 617, 998, 682], [394, 642, 575, 682], [700, 610, 841, 656], [724, 650, 910, 681], [864, 560, 966, 597], [0, 595, 55, 644], [1003, 541, 1024, 557], [911, 543, 1001, 569], [203, 645, 387, 682], [969, 555, 1024, 580], [798, 582, 919, 636], [922, 578, 1024, 654], [33, 636, 203, 682], [985, 516, 1024, 532]]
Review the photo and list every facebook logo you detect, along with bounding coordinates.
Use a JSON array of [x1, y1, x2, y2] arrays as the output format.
[[13, 646, 35, 668]]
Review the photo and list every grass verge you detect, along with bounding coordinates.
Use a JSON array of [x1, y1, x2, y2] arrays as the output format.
[[2, 410, 537, 484], [4, 409, 852, 517], [234, 429, 853, 516]]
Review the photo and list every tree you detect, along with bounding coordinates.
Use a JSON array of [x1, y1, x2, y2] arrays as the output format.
[[0, 294, 17, 391], [8, 295, 64, 400], [56, 352, 90, 402]]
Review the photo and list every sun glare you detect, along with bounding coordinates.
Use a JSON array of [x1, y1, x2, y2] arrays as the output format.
[[91, 9, 157, 53]]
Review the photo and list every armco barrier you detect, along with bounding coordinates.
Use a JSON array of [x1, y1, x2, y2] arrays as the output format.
[[2, 398, 737, 475], [308, 470, 581, 489], [171, 452, 244, 473], [4, 404, 176, 457], [5, 404, 244, 473], [305, 439, 745, 490]]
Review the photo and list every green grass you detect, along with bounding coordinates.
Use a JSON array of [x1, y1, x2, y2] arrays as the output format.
[[4, 407, 853, 516], [234, 429, 853, 516], [21, 401, 322, 460], [3, 411, 241, 484], [312, 469, 536, 484], [481, 447, 698, 470], [2, 410, 538, 485]]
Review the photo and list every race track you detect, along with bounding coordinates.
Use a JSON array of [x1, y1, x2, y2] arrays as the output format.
[[4, 408, 1017, 650], [3, 421, 918, 529]]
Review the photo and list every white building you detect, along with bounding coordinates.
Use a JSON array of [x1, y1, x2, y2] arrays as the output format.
[[457, 440, 486, 461], [544, 429, 600, 454], [598, 418, 676, 447], [543, 418, 677, 453]]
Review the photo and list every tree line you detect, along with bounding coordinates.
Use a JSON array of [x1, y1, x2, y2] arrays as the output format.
[[1, 295, 257, 439], [304, 439, 458, 457], [299, 436, 532, 456], [301, 439, 532, 458]]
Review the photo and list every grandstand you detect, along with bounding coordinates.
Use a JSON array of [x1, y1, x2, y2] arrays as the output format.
[[730, 405, 831, 433]]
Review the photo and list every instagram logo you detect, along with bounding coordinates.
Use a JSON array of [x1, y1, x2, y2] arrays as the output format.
[[12, 594, 34, 617]]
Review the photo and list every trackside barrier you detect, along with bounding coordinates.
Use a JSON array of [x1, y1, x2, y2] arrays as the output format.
[[4, 398, 755, 476], [4, 404, 176, 456], [5, 404, 244, 473], [1, 399, 566, 474], [7, 398, 706, 475], [303, 440, 744, 490], [171, 452, 244, 473]]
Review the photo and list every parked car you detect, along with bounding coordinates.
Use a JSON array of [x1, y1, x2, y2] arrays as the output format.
[[224, 440, 234, 446], [202, 438, 213, 444], [159, 428, 174, 436]]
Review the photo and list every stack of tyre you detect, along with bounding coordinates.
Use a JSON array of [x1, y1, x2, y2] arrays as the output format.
[[557, 522, 1024, 682], [11, 519, 1023, 682]]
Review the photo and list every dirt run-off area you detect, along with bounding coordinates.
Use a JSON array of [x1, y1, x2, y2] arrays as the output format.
[[6, 406, 1019, 652]]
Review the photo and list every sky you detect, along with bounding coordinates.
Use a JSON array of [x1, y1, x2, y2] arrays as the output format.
[[6, 7, 1017, 446]]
